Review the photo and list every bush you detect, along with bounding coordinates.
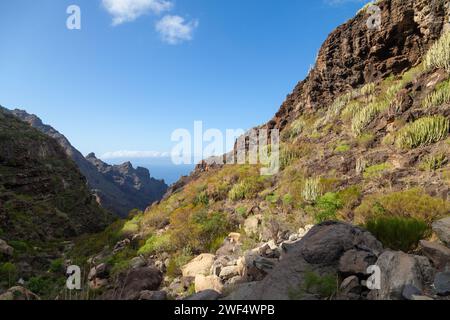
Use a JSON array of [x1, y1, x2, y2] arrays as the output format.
[[290, 271, 338, 300], [27, 276, 55, 296], [138, 233, 173, 256], [420, 153, 448, 171], [335, 143, 351, 153], [0, 262, 17, 287], [354, 189, 450, 224], [422, 79, 450, 109], [228, 177, 265, 201], [352, 99, 389, 135], [396, 116, 449, 149], [363, 162, 391, 179], [193, 191, 209, 206], [366, 217, 431, 252], [314, 193, 343, 223], [302, 178, 322, 204], [424, 31, 450, 72], [191, 211, 233, 252]]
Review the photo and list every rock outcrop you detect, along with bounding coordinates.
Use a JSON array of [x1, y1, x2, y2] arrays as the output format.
[[9, 109, 167, 217]]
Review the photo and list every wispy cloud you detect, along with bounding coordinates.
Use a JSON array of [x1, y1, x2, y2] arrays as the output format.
[[101, 150, 170, 159], [102, 0, 173, 25], [155, 15, 199, 45]]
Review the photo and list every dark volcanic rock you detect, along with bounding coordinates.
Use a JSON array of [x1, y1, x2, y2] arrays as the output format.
[[9, 109, 167, 217]]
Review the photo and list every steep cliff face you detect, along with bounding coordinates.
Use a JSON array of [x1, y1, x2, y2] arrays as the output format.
[[10, 109, 167, 217], [0, 107, 111, 241], [271, 0, 449, 131]]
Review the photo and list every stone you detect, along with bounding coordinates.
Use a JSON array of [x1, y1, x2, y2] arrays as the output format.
[[0, 286, 39, 300], [402, 284, 422, 300], [338, 249, 378, 276], [370, 251, 432, 300], [338, 275, 363, 300], [194, 275, 224, 294], [434, 272, 450, 296], [181, 254, 215, 277], [244, 215, 262, 236], [117, 267, 163, 300], [130, 256, 146, 269], [419, 240, 450, 271], [0, 239, 14, 257], [138, 290, 167, 300], [89, 278, 108, 290], [88, 263, 109, 281], [219, 266, 241, 280], [253, 256, 278, 273], [185, 290, 221, 300], [432, 217, 450, 247]]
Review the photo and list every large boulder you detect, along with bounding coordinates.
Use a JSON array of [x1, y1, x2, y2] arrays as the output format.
[[113, 267, 163, 300], [181, 254, 215, 278], [194, 275, 223, 294], [0, 286, 39, 300], [338, 249, 378, 276], [434, 272, 450, 296], [432, 217, 450, 247], [369, 251, 434, 300], [0, 239, 14, 257], [226, 221, 383, 300], [419, 240, 450, 271]]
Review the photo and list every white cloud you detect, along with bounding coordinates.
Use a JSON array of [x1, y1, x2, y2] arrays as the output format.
[[102, 0, 173, 25], [155, 15, 199, 45], [101, 150, 170, 159]]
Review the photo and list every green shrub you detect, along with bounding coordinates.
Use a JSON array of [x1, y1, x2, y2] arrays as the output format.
[[193, 191, 209, 206], [422, 79, 450, 109], [49, 258, 64, 273], [354, 189, 450, 224], [290, 271, 338, 300], [228, 177, 265, 201], [236, 206, 247, 216], [282, 194, 294, 206], [283, 118, 305, 140], [138, 233, 173, 256], [366, 217, 431, 252], [424, 31, 450, 72], [420, 153, 448, 171], [335, 143, 351, 153], [0, 262, 18, 287], [166, 247, 193, 279], [352, 99, 389, 135], [314, 193, 343, 223], [27, 276, 55, 296], [280, 145, 303, 170], [396, 116, 449, 149], [363, 162, 392, 179], [302, 178, 322, 204], [265, 194, 279, 204]]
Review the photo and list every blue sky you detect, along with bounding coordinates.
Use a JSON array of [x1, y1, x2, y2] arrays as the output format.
[[0, 0, 369, 164]]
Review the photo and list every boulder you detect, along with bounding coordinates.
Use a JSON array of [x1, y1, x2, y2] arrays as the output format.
[[369, 251, 433, 300], [338, 275, 363, 300], [402, 284, 422, 300], [0, 239, 14, 257], [226, 222, 383, 300], [194, 275, 223, 294], [434, 272, 450, 296], [219, 266, 241, 280], [138, 290, 167, 300], [117, 267, 163, 300], [419, 240, 450, 271], [130, 256, 147, 269], [185, 290, 221, 300], [338, 249, 378, 276], [88, 263, 109, 281], [181, 254, 215, 278], [0, 286, 39, 300], [432, 217, 450, 247], [244, 215, 262, 236]]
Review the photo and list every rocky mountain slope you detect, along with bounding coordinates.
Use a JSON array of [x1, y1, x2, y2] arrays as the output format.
[[1, 0, 450, 300], [9, 109, 167, 217], [0, 107, 112, 298]]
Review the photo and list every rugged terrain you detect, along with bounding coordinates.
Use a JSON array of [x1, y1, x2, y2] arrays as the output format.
[[10, 109, 167, 218], [1, 0, 450, 300], [0, 107, 112, 298]]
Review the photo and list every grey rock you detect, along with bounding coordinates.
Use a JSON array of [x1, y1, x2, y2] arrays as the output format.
[[402, 284, 422, 300], [185, 290, 221, 301], [419, 240, 450, 271], [434, 272, 450, 296], [0, 239, 14, 257], [130, 256, 147, 269], [432, 217, 450, 247], [138, 290, 167, 300], [338, 249, 378, 276]]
